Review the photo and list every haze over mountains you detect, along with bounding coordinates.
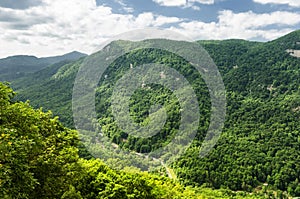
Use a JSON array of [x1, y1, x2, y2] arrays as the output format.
[[1, 30, 300, 198], [0, 51, 87, 81]]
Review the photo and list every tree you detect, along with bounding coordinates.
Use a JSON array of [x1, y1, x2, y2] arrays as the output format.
[[0, 82, 79, 198]]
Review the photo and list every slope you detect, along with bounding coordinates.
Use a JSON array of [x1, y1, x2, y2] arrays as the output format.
[[0, 51, 86, 81], [10, 30, 300, 197], [1, 82, 266, 199]]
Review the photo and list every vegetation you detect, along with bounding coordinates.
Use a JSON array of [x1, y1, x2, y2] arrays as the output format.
[[95, 47, 210, 155], [0, 82, 266, 198], [0, 82, 79, 198], [0, 51, 86, 81], [5, 30, 300, 197]]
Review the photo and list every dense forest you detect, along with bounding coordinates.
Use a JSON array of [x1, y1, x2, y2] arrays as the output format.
[[1, 30, 300, 198], [1, 82, 266, 198]]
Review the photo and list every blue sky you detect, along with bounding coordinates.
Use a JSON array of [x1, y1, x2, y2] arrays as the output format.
[[0, 0, 300, 58]]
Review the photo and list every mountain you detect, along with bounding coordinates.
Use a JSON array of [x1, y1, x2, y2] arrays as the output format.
[[2, 82, 264, 199], [41, 51, 87, 63], [7, 30, 300, 197], [0, 51, 87, 81]]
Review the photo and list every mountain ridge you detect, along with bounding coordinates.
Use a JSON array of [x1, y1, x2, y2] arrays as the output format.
[[0, 51, 87, 81], [5, 29, 300, 197]]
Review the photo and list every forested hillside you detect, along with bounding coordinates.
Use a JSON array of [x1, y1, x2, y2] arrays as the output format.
[[0, 51, 86, 81], [0, 82, 265, 198], [6, 30, 300, 197]]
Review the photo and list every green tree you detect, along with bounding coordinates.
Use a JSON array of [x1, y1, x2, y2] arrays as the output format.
[[0, 82, 79, 198]]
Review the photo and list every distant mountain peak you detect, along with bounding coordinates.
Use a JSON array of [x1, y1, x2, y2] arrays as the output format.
[[0, 51, 87, 81]]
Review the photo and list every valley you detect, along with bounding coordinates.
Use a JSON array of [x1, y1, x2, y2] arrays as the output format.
[[1, 30, 300, 198]]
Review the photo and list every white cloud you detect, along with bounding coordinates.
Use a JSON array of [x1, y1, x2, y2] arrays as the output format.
[[0, 0, 299, 58], [153, 0, 186, 7], [218, 10, 300, 28], [191, 5, 201, 10], [171, 10, 300, 41], [123, 6, 134, 13], [253, 0, 300, 7], [0, 0, 183, 58], [114, 0, 134, 13], [154, 15, 183, 26], [153, 0, 214, 7], [194, 0, 214, 5]]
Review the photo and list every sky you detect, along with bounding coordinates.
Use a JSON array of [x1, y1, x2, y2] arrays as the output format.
[[0, 0, 300, 58]]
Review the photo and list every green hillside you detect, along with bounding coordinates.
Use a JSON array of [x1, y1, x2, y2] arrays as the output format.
[[0, 51, 86, 81], [8, 30, 300, 197], [1, 82, 266, 198]]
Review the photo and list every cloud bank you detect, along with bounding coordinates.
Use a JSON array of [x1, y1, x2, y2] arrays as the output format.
[[253, 0, 300, 7], [0, 0, 299, 57]]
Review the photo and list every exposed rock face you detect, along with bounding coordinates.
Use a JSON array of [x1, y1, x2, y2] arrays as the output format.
[[286, 49, 300, 58]]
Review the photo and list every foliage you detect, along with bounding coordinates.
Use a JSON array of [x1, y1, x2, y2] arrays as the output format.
[[7, 30, 300, 197], [95, 47, 210, 154], [0, 82, 79, 198], [0, 83, 266, 199]]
